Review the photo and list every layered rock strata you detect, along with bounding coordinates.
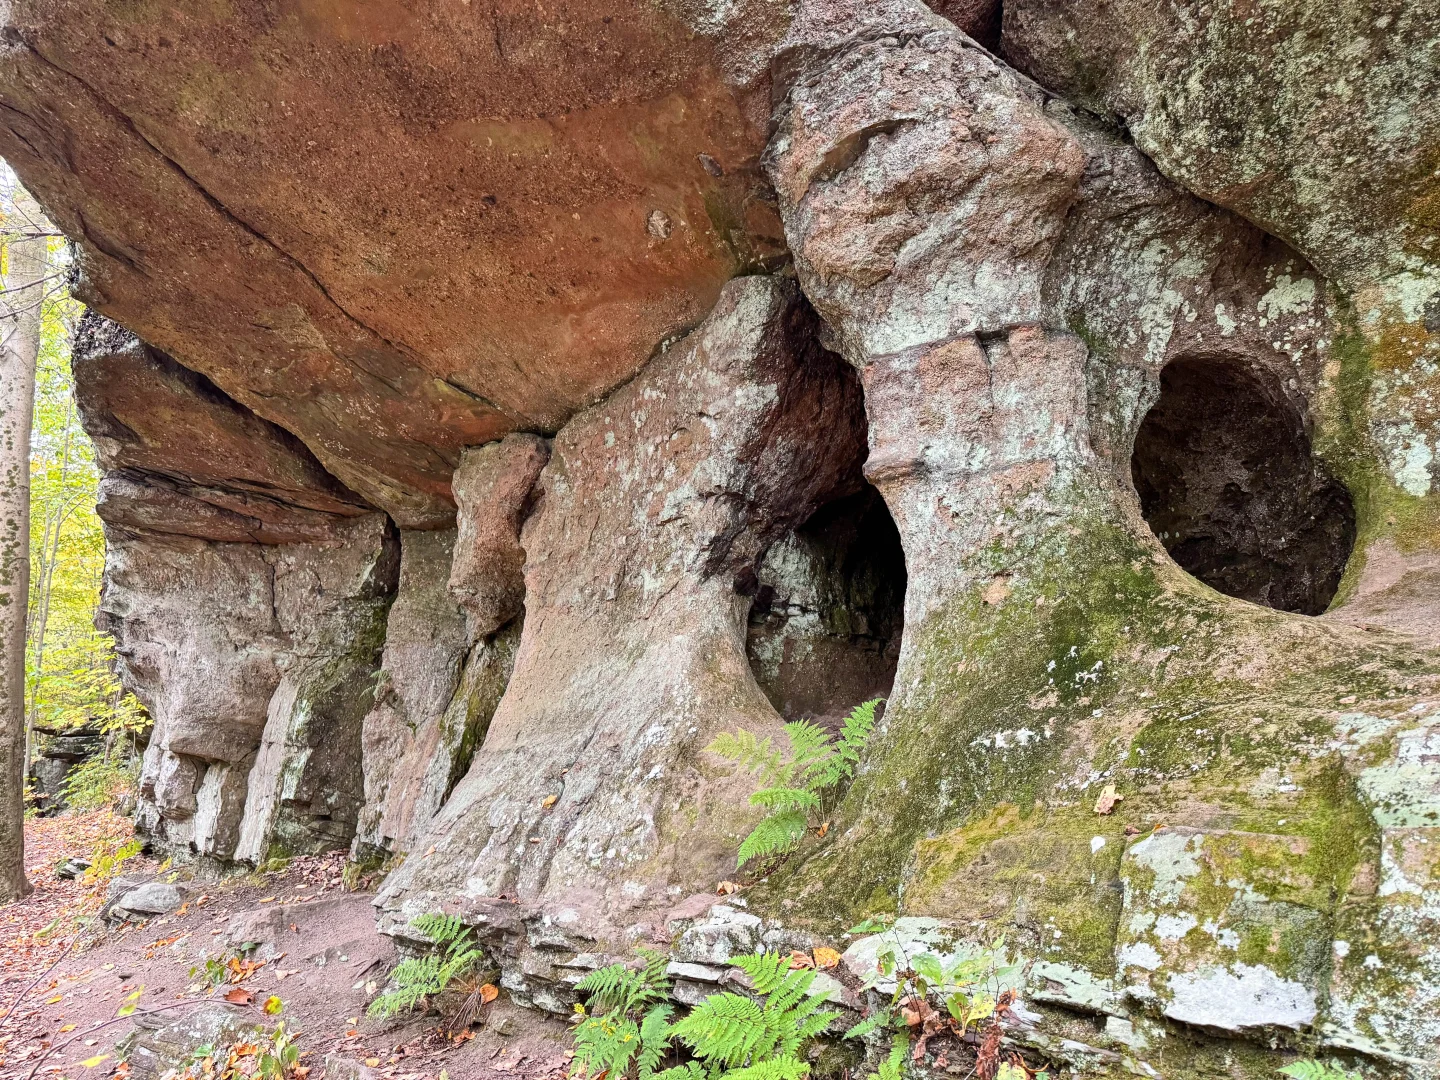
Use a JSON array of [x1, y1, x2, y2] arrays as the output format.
[[5, 0, 1440, 1075], [74, 317, 399, 864]]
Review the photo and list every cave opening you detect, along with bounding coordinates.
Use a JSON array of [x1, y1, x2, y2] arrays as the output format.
[[1131, 354, 1356, 616], [746, 485, 908, 727]]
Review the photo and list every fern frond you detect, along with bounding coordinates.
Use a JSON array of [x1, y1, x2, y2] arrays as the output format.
[[870, 1034, 908, 1080], [669, 992, 769, 1069], [837, 699, 880, 762], [412, 912, 467, 945], [571, 1014, 642, 1079], [636, 1003, 674, 1078], [781, 721, 834, 787], [726, 1056, 811, 1080], [841, 1011, 887, 1041], [748, 787, 821, 814], [731, 952, 791, 995], [762, 967, 817, 1014], [576, 953, 671, 1018], [706, 730, 786, 786], [811, 699, 881, 789], [651, 1065, 705, 1080], [736, 811, 808, 868]]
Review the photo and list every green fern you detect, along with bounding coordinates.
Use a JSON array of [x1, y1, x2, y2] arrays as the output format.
[[1278, 1062, 1362, 1080], [668, 952, 838, 1074], [867, 1035, 908, 1080], [735, 812, 808, 867], [572, 951, 674, 1078], [368, 913, 482, 1019], [708, 700, 882, 870], [724, 1059, 811, 1080], [705, 730, 787, 784]]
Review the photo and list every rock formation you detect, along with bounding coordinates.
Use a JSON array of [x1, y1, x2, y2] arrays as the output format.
[[3, 0, 1440, 1074]]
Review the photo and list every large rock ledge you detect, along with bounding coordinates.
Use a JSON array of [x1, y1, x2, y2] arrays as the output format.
[[6, 0, 1440, 1075]]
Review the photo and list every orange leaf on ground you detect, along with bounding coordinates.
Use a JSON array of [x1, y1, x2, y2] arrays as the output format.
[[479, 984, 499, 1004], [715, 881, 738, 895], [224, 988, 254, 1005], [812, 947, 841, 970], [788, 950, 815, 969]]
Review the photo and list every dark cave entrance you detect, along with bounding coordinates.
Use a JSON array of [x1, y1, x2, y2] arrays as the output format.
[[1131, 355, 1356, 616], [746, 485, 908, 726]]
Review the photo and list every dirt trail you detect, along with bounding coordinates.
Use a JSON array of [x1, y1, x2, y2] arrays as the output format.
[[0, 813, 570, 1080]]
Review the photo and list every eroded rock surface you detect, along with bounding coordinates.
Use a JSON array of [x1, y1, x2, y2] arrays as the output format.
[[377, 274, 867, 950], [8, 0, 1440, 1074], [0, 0, 794, 524]]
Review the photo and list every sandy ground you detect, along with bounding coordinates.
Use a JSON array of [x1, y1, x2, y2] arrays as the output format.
[[0, 812, 572, 1080]]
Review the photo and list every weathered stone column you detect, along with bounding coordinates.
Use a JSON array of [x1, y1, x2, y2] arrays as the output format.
[[761, 1, 1440, 1070], [377, 275, 868, 973]]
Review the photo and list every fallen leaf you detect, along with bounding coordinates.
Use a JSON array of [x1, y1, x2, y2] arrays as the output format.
[[257, 897, 276, 904], [1123, 824, 1141, 836], [715, 881, 738, 895], [815, 822, 830, 839], [425, 846, 436, 857], [58, 1025, 75, 1034], [44, 995, 61, 1005], [224, 988, 253, 1005], [365, 1059, 381, 1068], [1093, 784, 1123, 815], [541, 795, 558, 809], [812, 947, 841, 970], [293, 1068, 310, 1079], [479, 984, 499, 1004], [788, 950, 815, 970], [79, 1055, 110, 1069], [262, 996, 283, 1015]]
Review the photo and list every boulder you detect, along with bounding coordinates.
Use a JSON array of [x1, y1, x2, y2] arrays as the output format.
[[108, 880, 191, 921]]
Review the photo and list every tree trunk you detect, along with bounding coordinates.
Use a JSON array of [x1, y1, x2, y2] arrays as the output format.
[[0, 183, 50, 901]]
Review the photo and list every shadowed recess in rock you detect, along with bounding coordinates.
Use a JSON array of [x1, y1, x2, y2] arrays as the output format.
[[1131, 354, 1356, 616], [745, 485, 906, 725]]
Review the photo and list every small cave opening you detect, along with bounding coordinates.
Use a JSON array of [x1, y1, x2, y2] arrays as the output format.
[[746, 485, 908, 727], [1130, 355, 1356, 616]]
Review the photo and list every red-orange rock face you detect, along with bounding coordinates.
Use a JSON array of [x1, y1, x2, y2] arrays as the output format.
[[0, 0, 789, 525]]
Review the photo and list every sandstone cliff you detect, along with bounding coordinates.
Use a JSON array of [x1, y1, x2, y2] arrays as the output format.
[[3, 0, 1439, 1074]]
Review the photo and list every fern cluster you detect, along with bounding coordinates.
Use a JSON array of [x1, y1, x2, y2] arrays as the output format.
[[663, 951, 838, 1078], [707, 699, 880, 869], [368, 913, 482, 1019], [571, 951, 839, 1080], [571, 950, 675, 1079]]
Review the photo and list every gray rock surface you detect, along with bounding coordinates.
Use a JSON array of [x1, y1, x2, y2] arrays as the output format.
[[377, 274, 867, 944]]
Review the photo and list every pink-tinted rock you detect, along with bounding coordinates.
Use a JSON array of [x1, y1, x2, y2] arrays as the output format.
[[449, 436, 551, 642], [377, 274, 866, 944], [0, 0, 794, 525]]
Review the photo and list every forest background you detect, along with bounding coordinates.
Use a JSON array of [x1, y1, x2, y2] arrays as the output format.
[[7, 173, 147, 816]]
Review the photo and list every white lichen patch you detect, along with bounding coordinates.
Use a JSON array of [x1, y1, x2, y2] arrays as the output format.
[[1358, 722, 1440, 828], [1257, 274, 1318, 320], [1163, 963, 1317, 1032]]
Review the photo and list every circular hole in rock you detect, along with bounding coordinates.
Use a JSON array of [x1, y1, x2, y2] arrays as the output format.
[[746, 485, 907, 727], [1131, 355, 1355, 615]]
